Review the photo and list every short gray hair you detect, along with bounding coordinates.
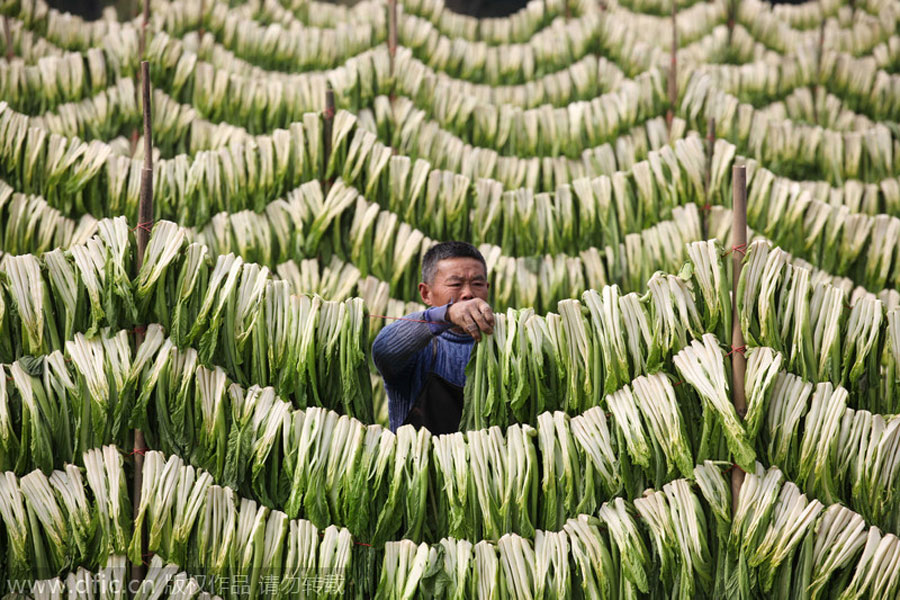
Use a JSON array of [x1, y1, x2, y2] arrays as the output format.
[[421, 241, 487, 283]]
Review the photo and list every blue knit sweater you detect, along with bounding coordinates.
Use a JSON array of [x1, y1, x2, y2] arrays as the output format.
[[372, 304, 474, 431]]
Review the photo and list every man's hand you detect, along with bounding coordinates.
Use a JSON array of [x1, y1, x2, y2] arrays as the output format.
[[447, 298, 494, 341]]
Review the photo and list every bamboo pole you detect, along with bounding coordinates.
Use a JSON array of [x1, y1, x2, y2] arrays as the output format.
[[323, 85, 335, 192], [3, 16, 12, 61], [703, 118, 715, 240], [730, 164, 748, 513], [666, 2, 677, 130], [131, 60, 153, 586]]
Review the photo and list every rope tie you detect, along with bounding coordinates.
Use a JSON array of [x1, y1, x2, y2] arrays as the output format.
[[368, 314, 439, 325], [323, 106, 335, 120], [317, 529, 372, 548], [728, 243, 747, 256], [727, 345, 746, 357], [131, 221, 154, 234]]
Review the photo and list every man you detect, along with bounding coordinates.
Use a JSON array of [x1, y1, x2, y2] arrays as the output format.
[[372, 241, 495, 434]]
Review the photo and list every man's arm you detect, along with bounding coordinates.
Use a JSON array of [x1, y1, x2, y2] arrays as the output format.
[[372, 305, 453, 381]]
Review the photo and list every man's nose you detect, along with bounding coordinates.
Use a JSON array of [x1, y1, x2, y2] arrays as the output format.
[[459, 285, 474, 300]]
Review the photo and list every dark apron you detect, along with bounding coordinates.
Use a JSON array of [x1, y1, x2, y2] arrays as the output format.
[[401, 340, 463, 435]]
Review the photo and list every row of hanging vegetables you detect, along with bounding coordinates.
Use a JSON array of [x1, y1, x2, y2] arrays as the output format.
[[3, 417, 900, 598]]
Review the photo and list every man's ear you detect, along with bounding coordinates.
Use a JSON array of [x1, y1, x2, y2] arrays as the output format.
[[418, 282, 432, 306]]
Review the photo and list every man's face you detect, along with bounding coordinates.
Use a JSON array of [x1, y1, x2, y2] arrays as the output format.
[[418, 257, 490, 307]]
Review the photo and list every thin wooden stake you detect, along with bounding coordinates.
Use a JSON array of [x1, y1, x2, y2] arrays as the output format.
[[141, 63, 153, 181], [730, 164, 748, 513], [199, 0, 206, 38], [813, 18, 825, 125], [388, 0, 397, 63], [727, 0, 736, 46], [323, 85, 335, 192], [703, 118, 715, 240], [138, 0, 150, 60], [131, 0, 151, 151], [388, 0, 398, 156], [131, 59, 153, 587], [3, 16, 13, 61], [666, 2, 677, 130]]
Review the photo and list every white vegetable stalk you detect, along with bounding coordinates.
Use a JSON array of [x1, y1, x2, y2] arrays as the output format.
[[674, 334, 756, 471]]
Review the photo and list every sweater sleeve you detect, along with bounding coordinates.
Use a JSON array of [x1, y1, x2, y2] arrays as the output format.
[[372, 305, 454, 382]]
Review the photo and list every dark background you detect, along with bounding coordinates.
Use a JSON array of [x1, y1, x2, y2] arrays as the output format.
[[440, 0, 823, 17], [46, 0, 818, 21]]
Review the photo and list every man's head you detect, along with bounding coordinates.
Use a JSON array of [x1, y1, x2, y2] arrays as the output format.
[[418, 241, 489, 307]]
